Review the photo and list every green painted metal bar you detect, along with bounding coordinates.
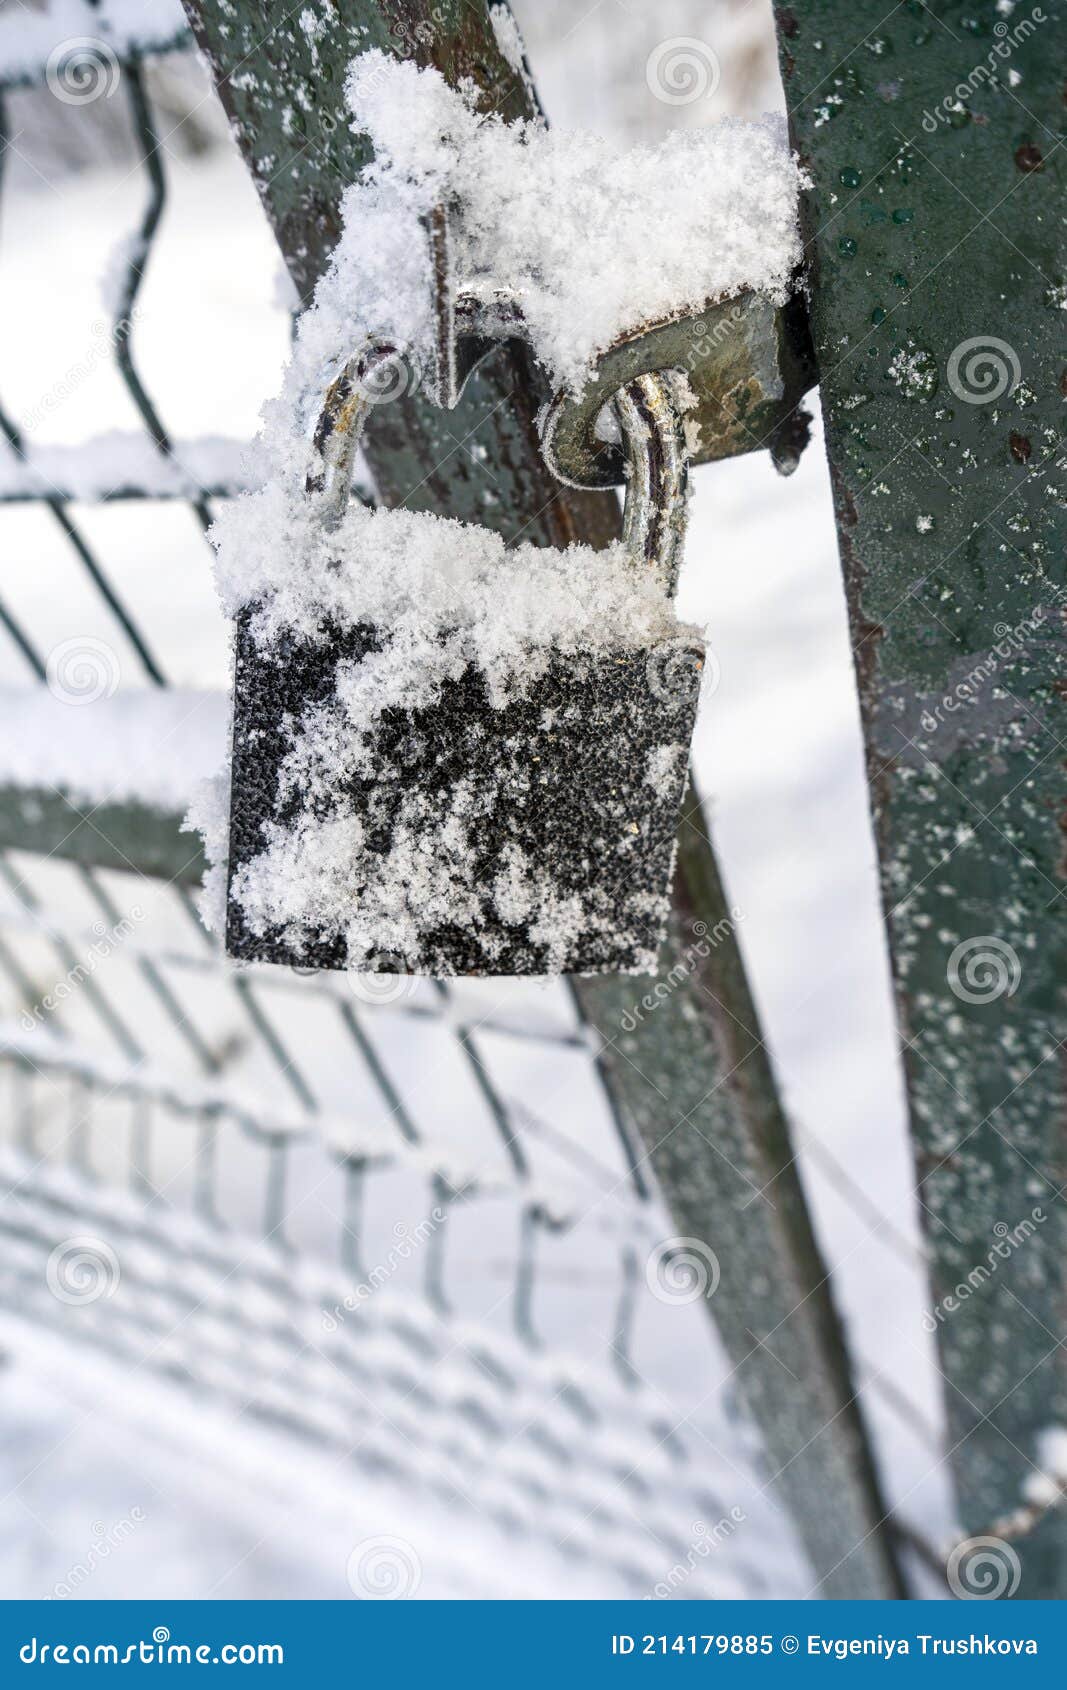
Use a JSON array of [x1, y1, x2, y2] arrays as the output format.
[[586, 788, 908, 1595], [179, 0, 904, 1595], [776, 1, 1066, 1596], [0, 785, 203, 883]]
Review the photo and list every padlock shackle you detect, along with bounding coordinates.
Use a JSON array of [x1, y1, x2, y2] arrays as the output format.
[[305, 348, 689, 592], [305, 344, 404, 532], [615, 372, 689, 595]]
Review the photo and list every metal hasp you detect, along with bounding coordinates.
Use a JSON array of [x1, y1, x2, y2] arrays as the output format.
[[184, 0, 903, 1597], [431, 210, 816, 483], [543, 288, 816, 486], [776, 2, 1067, 1594]]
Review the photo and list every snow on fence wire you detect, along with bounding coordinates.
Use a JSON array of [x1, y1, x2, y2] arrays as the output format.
[[0, 19, 802, 1596]]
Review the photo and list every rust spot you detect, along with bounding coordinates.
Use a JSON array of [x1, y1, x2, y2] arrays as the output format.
[[1060, 369, 1067, 398], [777, 8, 799, 38], [1053, 679, 1067, 700], [915, 1147, 963, 1176], [1015, 142, 1044, 173], [824, 463, 892, 853], [783, 50, 796, 80], [1010, 431, 1032, 463]]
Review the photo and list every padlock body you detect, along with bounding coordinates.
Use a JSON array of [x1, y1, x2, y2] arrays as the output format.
[[226, 614, 702, 976]]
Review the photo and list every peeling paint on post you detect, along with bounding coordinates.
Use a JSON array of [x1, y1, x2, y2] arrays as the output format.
[[183, 0, 903, 1595], [777, 1, 1067, 1595]]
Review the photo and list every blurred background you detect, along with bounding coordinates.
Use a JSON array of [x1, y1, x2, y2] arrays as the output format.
[[0, 0, 949, 1599]]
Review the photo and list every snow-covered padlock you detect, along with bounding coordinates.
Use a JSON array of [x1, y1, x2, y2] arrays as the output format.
[[222, 349, 705, 978]]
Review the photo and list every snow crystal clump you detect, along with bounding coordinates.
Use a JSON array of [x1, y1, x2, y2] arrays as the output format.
[[211, 484, 682, 670], [183, 766, 231, 938], [338, 50, 804, 398], [249, 49, 803, 471], [1023, 1426, 1067, 1508]]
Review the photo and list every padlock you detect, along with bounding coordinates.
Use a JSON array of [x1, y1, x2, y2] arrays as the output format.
[[224, 350, 705, 978]]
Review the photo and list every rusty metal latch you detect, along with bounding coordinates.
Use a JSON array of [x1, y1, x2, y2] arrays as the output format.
[[423, 205, 816, 488]]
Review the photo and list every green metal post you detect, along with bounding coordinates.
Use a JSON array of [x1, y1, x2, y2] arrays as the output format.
[[776, 0, 1067, 1596]]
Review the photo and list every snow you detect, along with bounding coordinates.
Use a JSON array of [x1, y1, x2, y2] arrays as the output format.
[[0, 1, 188, 85], [1024, 1427, 1067, 1508], [183, 766, 230, 936], [0, 686, 225, 811], [335, 51, 803, 398], [488, 3, 538, 109], [645, 742, 687, 799], [0, 433, 255, 502], [236, 48, 801, 477], [214, 486, 687, 656], [0, 1294, 798, 1600]]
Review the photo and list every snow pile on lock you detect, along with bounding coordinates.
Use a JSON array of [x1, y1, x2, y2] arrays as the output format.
[[256, 49, 803, 465], [213, 481, 679, 656], [208, 487, 698, 972]]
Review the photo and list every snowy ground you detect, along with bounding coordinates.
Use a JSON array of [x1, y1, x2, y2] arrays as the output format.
[[0, 0, 955, 1598]]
